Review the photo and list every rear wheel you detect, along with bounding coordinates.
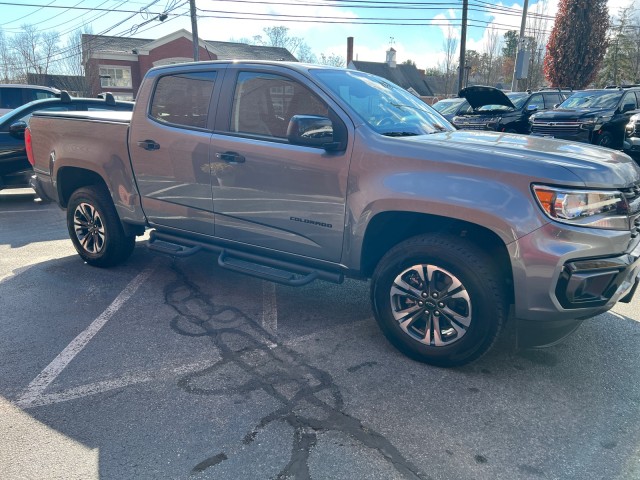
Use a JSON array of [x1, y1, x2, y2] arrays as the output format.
[[371, 234, 507, 367], [67, 186, 135, 267]]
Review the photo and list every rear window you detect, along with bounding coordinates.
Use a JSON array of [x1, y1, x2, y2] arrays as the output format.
[[0, 88, 23, 109], [150, 71, 217, 129]]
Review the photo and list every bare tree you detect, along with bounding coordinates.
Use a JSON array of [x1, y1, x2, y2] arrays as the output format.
[[0, 29, 18, 83], [9, 24, 61, 81], [480, 27, 501, 86], [318, 53, 345, 67], [524, 0, 551, 89], [442, 25, 459, 95]]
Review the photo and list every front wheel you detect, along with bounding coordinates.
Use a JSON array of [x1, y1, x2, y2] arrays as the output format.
[[371, 234, 507, 367], [67, 186, 135, 267]]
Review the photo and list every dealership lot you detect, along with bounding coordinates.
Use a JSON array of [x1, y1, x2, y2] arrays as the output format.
[[1, 189, 639, 480]]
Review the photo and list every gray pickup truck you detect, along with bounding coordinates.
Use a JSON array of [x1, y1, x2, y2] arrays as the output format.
[[27, 61, 640, 367]]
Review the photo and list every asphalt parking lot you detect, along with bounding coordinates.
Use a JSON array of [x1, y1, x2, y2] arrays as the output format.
[[1, 189, 639, 480]]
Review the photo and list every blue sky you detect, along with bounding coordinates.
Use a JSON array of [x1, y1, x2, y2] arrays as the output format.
[[0, 0, 635, 71]]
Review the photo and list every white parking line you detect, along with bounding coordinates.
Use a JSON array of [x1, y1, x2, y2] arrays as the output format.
[[16, 266, 156, 408], [15, 360, 217, 409]]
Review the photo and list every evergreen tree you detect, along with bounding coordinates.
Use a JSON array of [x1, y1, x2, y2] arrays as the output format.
[[544, 0, 609, 88]]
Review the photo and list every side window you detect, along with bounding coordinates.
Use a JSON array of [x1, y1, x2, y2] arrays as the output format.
[[33, 90, 56, 100], [0, 88, 23, 109], [621, 92, 638, 111], [150, 71, 217, 129], [543, 93, 562, 108], [230, 72, 329, 139], [528, 94, 545, 110]]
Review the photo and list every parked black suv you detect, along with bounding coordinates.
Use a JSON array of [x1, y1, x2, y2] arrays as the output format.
[[530, 86, 640, 149], [452, 86, 568, 134], [0, 92, 133, 190]]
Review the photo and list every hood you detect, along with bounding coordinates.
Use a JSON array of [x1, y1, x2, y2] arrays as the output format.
[[458, 86, 516, 110], [533, 107, 613, 121], [399, 130, 640, 187]]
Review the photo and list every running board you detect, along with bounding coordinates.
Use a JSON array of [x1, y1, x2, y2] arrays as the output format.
[[146, 230, 344, 286], [148, 231, 202, 257], [218, 250, 318, 286]]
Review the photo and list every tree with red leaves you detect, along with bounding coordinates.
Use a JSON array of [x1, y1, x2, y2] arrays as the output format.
[[543, 0, 609, 89]]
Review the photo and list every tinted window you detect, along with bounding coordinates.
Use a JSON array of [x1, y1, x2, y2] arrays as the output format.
[[0, 88, 23, 109], [150, 71, 217, 129], [543, 93, 562, 107], [27, 89, 56, 102], [528, 94, 545, 109], [230, 72, 328, 139], [622, 92, 638, 110]]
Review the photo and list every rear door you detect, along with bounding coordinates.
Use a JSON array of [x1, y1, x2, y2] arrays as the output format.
[[129, 68, 222, 236], [210, 65, 352, 262]]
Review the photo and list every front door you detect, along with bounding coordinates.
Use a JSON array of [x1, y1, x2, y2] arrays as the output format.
[[211, 67, 352, 262], [129, 69, 221, 236]]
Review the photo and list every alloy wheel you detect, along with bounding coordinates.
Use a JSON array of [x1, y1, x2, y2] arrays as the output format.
[[389, 264, 472, 347], [73, 202, 106, 254]]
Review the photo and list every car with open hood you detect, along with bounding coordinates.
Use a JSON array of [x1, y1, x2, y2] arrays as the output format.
[[530, 86, 640, 149], [452, 86, 568, 134], [431, 97, 471, 122]]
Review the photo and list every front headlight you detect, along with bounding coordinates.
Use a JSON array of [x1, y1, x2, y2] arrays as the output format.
[[533, 185, 629, 230]]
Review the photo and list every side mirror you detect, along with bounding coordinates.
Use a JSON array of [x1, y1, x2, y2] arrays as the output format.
[[8, 120, 27, 139], [526, 104, 539, 112], [622, 103, 635, 114], [287, 115, 343, 151], [554, 103, 560, 109]]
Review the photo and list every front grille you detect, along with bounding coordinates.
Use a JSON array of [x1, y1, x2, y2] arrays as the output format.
[[531, 122, 581, 136], [455, 123, 488, 131], [621, 182, 640, 236]]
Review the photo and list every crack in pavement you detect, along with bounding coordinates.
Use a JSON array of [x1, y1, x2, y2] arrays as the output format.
[[164, 264, 430, 480]]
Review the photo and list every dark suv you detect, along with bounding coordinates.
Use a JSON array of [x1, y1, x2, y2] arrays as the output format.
[[452, 86, 568, 134], [0, 92, 133, 190], [530, 86, 640, 149]]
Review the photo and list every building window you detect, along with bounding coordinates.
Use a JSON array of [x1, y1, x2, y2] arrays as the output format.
[[99, 66, 132, 88]]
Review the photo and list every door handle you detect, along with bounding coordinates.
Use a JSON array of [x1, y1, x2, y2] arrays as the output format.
[[216, 151, 245, 163], [137, 139, 160, 151]]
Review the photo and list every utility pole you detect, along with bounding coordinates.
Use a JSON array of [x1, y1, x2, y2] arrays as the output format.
[[457, 0, 468, 93], [511, 0, 529, 92], [190, 0, 199, 62]]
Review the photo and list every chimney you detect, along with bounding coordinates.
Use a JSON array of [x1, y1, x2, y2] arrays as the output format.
[[347, 37, 354, 65], [386, 47, 397, 68]]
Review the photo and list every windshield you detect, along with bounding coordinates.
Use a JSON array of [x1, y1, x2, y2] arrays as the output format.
[[559, 90, 623, 109], [507, 93, 528, 109], [474, 92, 524, 112], [311, 69, 454, 136], [432, 99, 467, 115]]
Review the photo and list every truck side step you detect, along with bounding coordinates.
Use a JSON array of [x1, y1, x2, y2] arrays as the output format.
[[218, 250, 319, 286], [148, 231, 202, 257]]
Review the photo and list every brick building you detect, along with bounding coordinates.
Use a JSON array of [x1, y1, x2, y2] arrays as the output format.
[[83, 29, 297, 99]]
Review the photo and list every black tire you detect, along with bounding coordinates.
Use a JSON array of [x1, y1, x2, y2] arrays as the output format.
[[596, 131, 615, 149], [370, 234, 507, 367], [66, 185, 135, 267]]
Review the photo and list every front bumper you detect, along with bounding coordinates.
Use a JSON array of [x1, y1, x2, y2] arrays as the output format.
[[623, 134, 640, 156], [530, 128, 592, 144], [511, 222, 640, 348]]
